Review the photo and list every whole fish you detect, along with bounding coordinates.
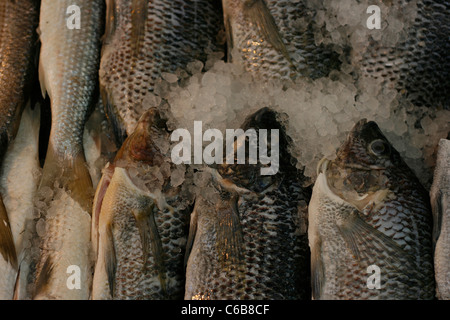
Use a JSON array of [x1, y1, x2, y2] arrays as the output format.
[[92, 108, 193, 300], [308, 119, 435, 300], [222, 0, 341, 81], [0, 0, 40, 300], [185, 107, 311, 300], [100, 0, 224, 144], [430, 139, 450, 299], [357, 0, 450, 109], [33, 0, 105, 300]]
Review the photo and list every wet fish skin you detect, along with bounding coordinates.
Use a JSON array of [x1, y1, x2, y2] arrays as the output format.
[[100, 0, 224, 144], [308, 119, 435, 300], [92, 108, 193, 300], [32, 0, 105, 300], [222, 0, 341, 81], [0, 0, 40, 300], [185, 108, 311, 300], [430, 139, 450, 299], [359, 0, 450, 109], [38, 0, 105, 212]]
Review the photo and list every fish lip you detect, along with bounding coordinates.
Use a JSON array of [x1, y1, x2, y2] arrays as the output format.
[[316, 158, 330, 176], [342, 163, 386, 171]]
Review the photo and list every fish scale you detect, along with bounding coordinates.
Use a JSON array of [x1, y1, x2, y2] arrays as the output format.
[[185, 108, 311, 300], [359, 0, 450, 109], [100, 0, 224, 143], [222, 0, 341, 81], [308, 119, 435, 300]]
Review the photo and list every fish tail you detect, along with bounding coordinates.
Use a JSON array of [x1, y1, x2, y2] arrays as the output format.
[[39, 142, 94, 214]]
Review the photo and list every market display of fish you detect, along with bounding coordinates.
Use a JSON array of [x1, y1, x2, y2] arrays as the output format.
[[91, 108, 193, 300], [0, 0, 448, 302], [222, 0, 341, 81], [308, 119, 435, 299], [430, 139, 449, 300], [184, 107, 312, 300], [99, 0, 224, 144], [0, 0, 40, 300], [31, 0, 105, 300], [358, 0, 450, 110]]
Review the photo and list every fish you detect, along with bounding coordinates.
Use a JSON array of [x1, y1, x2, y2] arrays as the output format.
[[357, 0, 450, 110], [32, 0, 105, 300], [308, 119, 435, 300], [184, 107, 312, 300], [430, 138, 450, 300], [1, 103, 41, 300], [0, 0, 40, 300], [100, 0, 225, 144], [222, 0, 341, 81], [91, 108, 193, 300]]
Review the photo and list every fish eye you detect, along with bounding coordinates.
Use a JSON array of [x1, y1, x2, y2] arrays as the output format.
[[369, 139, 389, 156]]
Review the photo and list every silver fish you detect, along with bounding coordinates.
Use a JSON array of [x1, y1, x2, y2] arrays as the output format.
[[0, 0, 40, 300], [92, 108, 193, 300], [100, 0, 224, 144], [222, 0, 341, 81], [185, 107, 311, 300], [430, 138, 450, 299], [308, 119, 435, 299], [32, 0, 105, 300]]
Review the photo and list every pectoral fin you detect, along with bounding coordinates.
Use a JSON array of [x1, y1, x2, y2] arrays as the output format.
[[337, 209, 415, 269], [0, 196, 17, 270], [311, 237, 325, 300], [104, 222, 116, 297], [132, 196, 168, 297], [130, 0, 148, 57], [244, 0, 292, 64]]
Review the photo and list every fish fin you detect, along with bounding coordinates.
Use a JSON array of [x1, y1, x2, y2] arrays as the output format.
[[33, 256, 54, 299], [132, 196, 168, 296], [216, 194, 245, 270], [92, 165, 114, 258], [244, 0, 292, 64], [38, 52, 48, 99], [184, 200, 198, 270], [223, 12, 234, 63], [337, 209, 415, 269], [103, 222, 116, 298], [13, 263, 20, 300], [39, 142, 94, 214], [100, 84, 127, 145], [431, 190, 443, 251], [130, 0, 148, 57], [103, 0, 117, 47], [0, 196, 17, 270], [311, 238, 325, 300]]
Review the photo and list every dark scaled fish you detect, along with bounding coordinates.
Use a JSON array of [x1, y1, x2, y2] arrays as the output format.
[[0, 0, 40, 300], [358, 0, 450, 109], [91, 108, 193, 300], [185, 107, 311, 300], [308, 119, 435, 300], [222, 0, 341, 81], [430, 138, 450, 300], [100, 0, 224, 144]]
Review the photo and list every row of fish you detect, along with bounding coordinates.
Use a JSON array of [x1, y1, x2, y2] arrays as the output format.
[[0, 0, 448, 300]]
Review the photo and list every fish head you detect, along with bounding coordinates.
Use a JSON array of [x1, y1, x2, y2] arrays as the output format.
[[217, 107, 297, 193], [321, 119, 398, 211], [115, 107, 169, 166]]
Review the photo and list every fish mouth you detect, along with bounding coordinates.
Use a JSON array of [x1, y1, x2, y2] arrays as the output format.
[[317, 157, 389, 213]]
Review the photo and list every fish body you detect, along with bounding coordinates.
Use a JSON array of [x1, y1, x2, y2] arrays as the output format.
[[185, 108, 311, 300], [308, 119, 435, 299], [100, 0, 224, 143], [0, 0, 40, 300], [33, 0, 105, 300], [358, 0, 450, 109], [430, 139, 450, 299], [222, 0, 341, 81], [92, 108, 193, 300]]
